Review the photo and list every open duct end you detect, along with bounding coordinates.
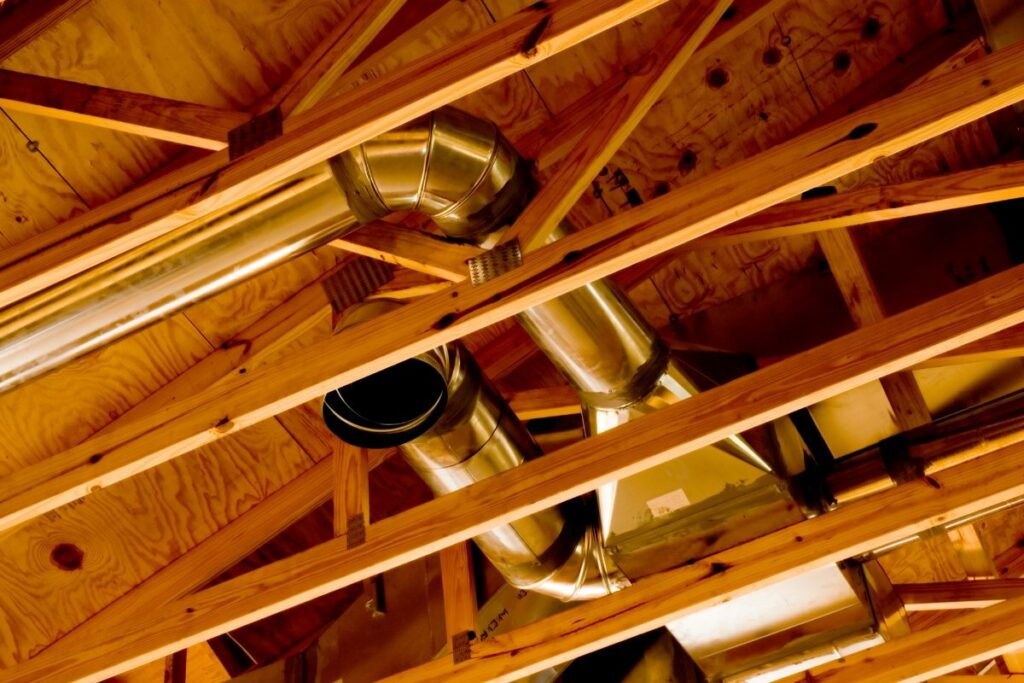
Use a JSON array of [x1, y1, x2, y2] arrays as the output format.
[[322, 299, 450, 449], [323, 357, 449, 449]]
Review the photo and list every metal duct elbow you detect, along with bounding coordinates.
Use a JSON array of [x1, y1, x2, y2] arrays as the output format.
[[0, 106, 524, 393], [322, 106, 770, 601], [332, 107, 772, 471], [329, 107, 531, 242], [324, 301, 626, 601]]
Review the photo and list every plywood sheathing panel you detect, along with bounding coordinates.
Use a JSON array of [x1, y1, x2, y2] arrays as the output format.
[[0, 0, 363, 231], [0, 0, 378, 663], [0, 421, 311, 665], [0, 109, 86, 244]]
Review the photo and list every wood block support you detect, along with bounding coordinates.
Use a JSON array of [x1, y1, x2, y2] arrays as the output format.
[[333, 441, 369, 547], [818, 228, 933, 432], [440, 541, 478, 661]]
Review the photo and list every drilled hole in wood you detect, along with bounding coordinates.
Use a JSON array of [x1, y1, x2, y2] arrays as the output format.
[[706, 67, 729, 89], [51, 543, 84, 571], [862, 17, 882, 40], [677, 148, 698, 174], [833, 51, 851, 73], [762, 47, 782, 66]]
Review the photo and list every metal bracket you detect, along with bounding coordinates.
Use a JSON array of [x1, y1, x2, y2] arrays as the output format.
[[321, 258, 393, 331], [879, 435, 926, 485], [346, 514, 366, 548], [467, 239, 523, 286], [228, 107, 283, 160], [452, 630, 474, 663]]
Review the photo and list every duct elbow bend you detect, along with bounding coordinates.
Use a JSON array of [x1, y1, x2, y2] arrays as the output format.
[[328, 106, 532, 242]]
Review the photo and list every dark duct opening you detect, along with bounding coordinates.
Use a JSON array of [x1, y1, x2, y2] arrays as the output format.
[[322, 357, 448, 449]]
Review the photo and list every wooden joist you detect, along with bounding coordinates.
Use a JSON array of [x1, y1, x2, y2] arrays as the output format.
[[333, 440, 369, 546], [504, 386, 581, 421], [817, 228, 933, 431], [2, 42, 1022, 533], [792, 592, 1024, 682], [440, 541, 478, 652], [922, 322, 1024, 367], [385, 447, 1024, 683], [931, 678, 1024, 683], [0, 0, 89, 62], [702, 159, 1024, 247], [0, 0, 670, 312], [948, 523, 1000, 579], [896, 579, 1024, 611], [518, 0, 787, 171], [15, 428, 1024, 682], [0, 69, 251, 149], [616, 158, 1024, 292], [499, 0, 729, 251], [333, 222, 483, 282], [265, 0, 407, 119]]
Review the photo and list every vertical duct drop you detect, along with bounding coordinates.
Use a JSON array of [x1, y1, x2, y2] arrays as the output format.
[[324, 301, 626, 601]]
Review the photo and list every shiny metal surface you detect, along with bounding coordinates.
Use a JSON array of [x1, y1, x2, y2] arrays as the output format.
[[0, 167, 357, 392], [330, 107, 527, 242], [666, 563, 876, 681], [322, 110, 625, 600], [325, 301, 625, 601], [404, 345, 617, 597]]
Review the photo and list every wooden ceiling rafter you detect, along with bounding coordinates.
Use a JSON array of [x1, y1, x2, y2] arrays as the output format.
[[0, 68, 251, 150], [516, 0, 788, 172], [387, 444, 1024, 683], [440, 541, 478, 652], [0, 0, 669, 311], [260, 0, 407, 120], [699, 159, 1024, 247], [0, 0, 89, 63], [791, 590, 1024, 682], [333, 221, 484, 282], [497, 0, 730, 252], [333, 440, 369, 544], [818, 228, 934, 431], [15, 407, 1024, 682], [0, 0, 409, 156], [896, 579, 1024, 611], [2, 40, 1023, 537], [6, 1, 1024, 679], [922, 322, 1024, 368]]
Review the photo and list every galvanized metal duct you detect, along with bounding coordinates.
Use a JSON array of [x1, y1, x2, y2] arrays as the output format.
[[331, 108, 771, 471], [325, 300, 626, 601], [0, 167, 360, 393], [322, 107, 629, 600], [322, 106, 776, 602]]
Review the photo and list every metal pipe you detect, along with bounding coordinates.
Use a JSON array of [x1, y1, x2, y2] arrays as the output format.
[[321, 106, 774, 600], [331, 107, 772, 471], [322, 109, 634, 600], [0, 167, 358, 392], [324, 301, 626, 601]]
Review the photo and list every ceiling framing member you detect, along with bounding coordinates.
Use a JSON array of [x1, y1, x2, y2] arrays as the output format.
[[2, 38, 1023, 533], [2, 0, 1024, 680]]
